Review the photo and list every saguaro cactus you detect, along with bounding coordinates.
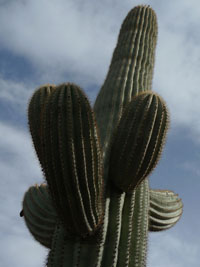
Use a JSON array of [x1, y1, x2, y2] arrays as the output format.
[[21, 5, 183, 267]]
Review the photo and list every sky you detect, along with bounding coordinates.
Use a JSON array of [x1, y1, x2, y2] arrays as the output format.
[[0, 0, 200, 266]]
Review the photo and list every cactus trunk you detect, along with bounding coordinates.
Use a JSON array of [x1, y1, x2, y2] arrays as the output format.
[[92, 6, 157, 266]]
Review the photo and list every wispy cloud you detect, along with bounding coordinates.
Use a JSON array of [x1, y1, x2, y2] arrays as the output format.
[[0, 77, 31, 104], [0, 121, 46, 266], [181, 160, 200, 179], [0, 233, 47, 267], [154, 6, 200, 133], [1, 0, 200, 140], [148, 231, 199, 267], [0, 0, 125, 86]]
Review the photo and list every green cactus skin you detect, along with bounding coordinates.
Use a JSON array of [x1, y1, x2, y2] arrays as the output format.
[[21, 4, 183, 267], [37, 83, 104, 237], [94, 5, 158, 149], [22, 184, 58, 248], [109, 91, 169, 192], [149, 190, 183, 231], [92, 6, 159, 266]]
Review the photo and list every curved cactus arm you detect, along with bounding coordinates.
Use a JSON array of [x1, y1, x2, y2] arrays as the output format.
[[149, 189, 183, 231], [40, 83, 104, 237], [109, 91, 169, 192], [21, 183, 58, 248]]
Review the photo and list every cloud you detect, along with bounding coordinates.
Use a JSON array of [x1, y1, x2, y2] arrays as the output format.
[[148, 232, 199, 267], [0, 0, 127, 86], [0, 121, 46, 267], [144, 1, 200, 142], [0, 233, 47, 267], [0, 122, 43, 233], [0, 77, 31, 104], [1, 0, 200, 141], [154, 10, 200, 131], [0, 121, 43, 187], [181, 160, 200, 178]]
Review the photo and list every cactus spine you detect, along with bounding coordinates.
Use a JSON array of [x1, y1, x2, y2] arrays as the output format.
[[21, 5, 183, 267]]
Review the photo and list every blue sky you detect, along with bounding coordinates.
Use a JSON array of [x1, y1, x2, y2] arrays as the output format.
[[0, 0, 200, 266]]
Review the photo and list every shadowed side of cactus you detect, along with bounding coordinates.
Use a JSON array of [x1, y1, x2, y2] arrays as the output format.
[[109, 91, 169, 191], [28, 83, 104, 237], [28, 84, 55, 167], [22, 184, 58, 248]]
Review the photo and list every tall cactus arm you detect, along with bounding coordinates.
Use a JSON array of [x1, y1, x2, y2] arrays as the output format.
[[149, 189, 183, 231], [40, 83, 104, 237], [22, 183, 58, 248]]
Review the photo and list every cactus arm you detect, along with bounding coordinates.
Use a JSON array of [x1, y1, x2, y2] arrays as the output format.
[[149, 189, 183, 231], [40, 83, 104, 236], [109, 91, 169, 191], [22, 184, 58, 248]]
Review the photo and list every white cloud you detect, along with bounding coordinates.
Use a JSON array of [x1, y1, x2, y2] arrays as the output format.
[[0, 233, 47, 267], [0, 77, 31, 105], [148, 232, 199, 267], [154, 10, 200, 136], [0, 121, 46, 267], [1, 0, 200, 140], [0, 0, 125, 86], [0, 121, 43, 188], [181, 160, 200, 179]]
